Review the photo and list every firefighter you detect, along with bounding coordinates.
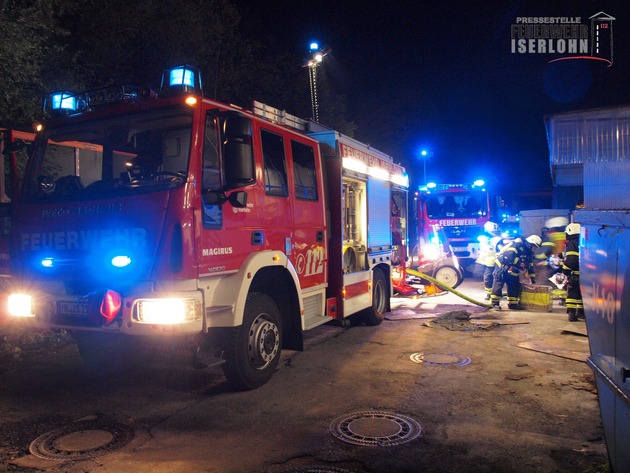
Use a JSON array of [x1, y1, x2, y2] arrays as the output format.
[[491, 234, 541, 310], [534, 217, 568, 287], [476, 221, 504, 300], [563, 223, 583, 321]]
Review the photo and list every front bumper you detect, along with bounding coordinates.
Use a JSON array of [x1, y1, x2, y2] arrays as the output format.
[[7, 283, 205, 335]]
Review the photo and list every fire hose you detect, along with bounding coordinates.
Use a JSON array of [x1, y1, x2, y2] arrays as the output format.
[[405, 268, 492, 308]]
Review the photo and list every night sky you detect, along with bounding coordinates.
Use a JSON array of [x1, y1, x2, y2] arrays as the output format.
[[234, 0, 630, 205]]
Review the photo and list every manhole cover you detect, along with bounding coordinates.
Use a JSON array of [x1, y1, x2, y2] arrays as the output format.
[[29, 419, 135, 460], [329, 410, 422, 446], [410, 352, 472, 366]]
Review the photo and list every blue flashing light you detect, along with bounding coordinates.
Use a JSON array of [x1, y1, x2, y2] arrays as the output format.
[[51, 92, 77, 111], [477, 235, 489, 244], [472, 179, 485, 187], [41, 257, 54, 268], [161, 64, 202, 97], [111, 255, 132, 268], [427, 182, 437, 189], [170, 67, 195, 88], [309, 42, 319, 52], [420, 150, 428, 156]]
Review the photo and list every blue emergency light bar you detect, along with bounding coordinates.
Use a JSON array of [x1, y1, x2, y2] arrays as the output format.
[[161, 64, 202, 96], [418, 181, 487, 192], [44, 90, 86, 116], [42, 64, 202, 117], [170, 68, 194, 87], [51, 92, 77, 110]]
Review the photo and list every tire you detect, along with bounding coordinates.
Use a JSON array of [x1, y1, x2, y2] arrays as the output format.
[[360, 268, 388, 326], [72, 332, 152, 376], [432, 265, 464, 289], [222, 292, 282, 391]]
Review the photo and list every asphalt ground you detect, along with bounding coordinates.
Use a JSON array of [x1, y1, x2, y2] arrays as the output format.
[[2, 276, 607, 473]]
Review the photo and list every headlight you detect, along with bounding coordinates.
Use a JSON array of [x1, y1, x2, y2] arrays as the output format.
[[8, 294, 35, 317], [422, 244, 442, 262], [136, 298, 201, 324]]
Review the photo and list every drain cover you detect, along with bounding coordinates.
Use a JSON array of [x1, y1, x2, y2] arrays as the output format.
[[29, 419, 135, 461], [410, 352, 472, 366], [329, 410, 422, 446]]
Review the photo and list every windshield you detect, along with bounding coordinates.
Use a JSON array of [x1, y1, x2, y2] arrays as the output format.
[[23, 107, 193, 202], [425, 192, 487, 219]]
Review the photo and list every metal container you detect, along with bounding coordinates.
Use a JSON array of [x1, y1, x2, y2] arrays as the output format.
[[576, 209, 630, 473]]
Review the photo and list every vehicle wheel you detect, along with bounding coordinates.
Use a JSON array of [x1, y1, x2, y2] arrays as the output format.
[[360, 268, 388, 326], [432, 265, 464, 289], [72, 332, 151, 376], [222, 292, 282, 391]]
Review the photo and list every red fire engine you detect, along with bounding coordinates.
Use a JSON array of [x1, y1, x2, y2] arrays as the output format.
[[416, 180, 502, 269], [0, 130, 23, 280], [4, 65, 409, 389]]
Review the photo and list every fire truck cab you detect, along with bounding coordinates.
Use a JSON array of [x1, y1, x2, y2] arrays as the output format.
[[416, 180, 501, 272], [5, 66, 408, 389]]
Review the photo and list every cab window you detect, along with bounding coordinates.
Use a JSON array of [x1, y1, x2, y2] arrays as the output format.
[[261, 130, 287, 197], [291, 141, 318, 201]]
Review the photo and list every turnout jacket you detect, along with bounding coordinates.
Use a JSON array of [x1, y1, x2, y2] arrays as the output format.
[[496, 238, 535, 277], [562, 234, 580, 276]]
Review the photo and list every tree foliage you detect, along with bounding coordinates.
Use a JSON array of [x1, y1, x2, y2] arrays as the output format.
[[0, 0, 70, 128], [0, 0, 355, 133]]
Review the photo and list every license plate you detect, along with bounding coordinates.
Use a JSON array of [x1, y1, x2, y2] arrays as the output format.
[[57, 301, 88, 317]]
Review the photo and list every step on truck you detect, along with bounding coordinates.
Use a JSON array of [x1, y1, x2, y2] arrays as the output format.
[[5, 65, 409, 390]]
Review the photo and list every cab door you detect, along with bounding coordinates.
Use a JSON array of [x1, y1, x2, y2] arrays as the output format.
[[287, 138, 326, 289]]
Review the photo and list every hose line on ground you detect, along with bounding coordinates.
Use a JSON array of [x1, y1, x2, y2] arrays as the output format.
[[406, 268, 492, 308]]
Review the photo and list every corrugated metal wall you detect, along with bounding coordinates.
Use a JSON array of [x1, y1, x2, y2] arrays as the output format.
[[547, 106, 630, 165], [583, 162, 630, 209]]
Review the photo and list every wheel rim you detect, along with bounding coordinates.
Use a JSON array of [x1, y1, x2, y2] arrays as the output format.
[[435, 267, 459, 287], [373, 278, 387, 314], [247, 314, 280, 370]]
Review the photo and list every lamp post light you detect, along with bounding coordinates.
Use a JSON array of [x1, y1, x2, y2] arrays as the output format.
[[304, 42, 331, 122], [420, 149, 429, 184]]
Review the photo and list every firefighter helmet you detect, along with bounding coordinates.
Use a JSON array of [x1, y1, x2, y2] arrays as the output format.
[[526, 235, 542, 246], [483, 221, 499, 234], [545, 216, 569, 230], [565, 223, 581, 236]]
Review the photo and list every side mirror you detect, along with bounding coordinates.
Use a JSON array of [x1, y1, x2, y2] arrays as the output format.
[[228, 191, 247, 208], [223, 113, 254, 188], [205, 189, 248, 208]]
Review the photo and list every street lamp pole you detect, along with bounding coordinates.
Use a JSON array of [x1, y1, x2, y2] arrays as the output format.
[[304, 42, 331, 122], [308, 63, 319, 121]]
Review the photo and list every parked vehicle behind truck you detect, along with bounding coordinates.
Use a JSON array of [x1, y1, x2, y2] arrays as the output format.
[[4, 65, 409, 390]]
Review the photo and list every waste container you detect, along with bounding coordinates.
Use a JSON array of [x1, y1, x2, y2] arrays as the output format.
[[578, 209, 630, 473]]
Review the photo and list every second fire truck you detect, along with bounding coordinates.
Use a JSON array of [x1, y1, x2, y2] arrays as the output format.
[[416, 180, 502, 270], [4, 65, 409, 390]]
